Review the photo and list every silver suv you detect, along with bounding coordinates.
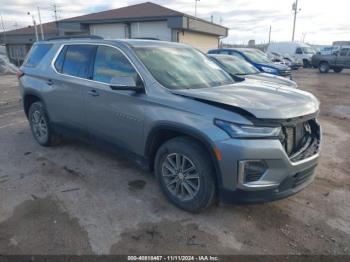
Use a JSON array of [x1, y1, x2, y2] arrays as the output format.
[[18, 38, 321, 212]]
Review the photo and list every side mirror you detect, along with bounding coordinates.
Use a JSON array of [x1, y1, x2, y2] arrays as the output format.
[[109, 76, 143, 91]]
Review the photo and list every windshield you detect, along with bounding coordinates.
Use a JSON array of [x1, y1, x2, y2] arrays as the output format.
[[214, 56, 260, 75], [134, 46, 234, 90], [242, 50, 272, 64], [302, 47, 315, 54]]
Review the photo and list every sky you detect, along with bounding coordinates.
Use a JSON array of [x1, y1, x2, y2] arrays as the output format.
[[0, 0, 349, 45]]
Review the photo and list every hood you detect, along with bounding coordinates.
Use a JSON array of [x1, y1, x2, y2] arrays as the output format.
[[171, 80, 319, 119], [258, 62, 289, 70], [244, 73, 297, 88]]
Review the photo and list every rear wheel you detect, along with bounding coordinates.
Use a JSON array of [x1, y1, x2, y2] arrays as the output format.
[[319, 62, 330, 73], [333, 67, 343, 73], [155, 137, 216, 213], [28, 101, 60, 146]]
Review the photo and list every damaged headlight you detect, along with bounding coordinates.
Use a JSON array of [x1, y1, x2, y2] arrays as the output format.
[[214, 119, 281, 138]]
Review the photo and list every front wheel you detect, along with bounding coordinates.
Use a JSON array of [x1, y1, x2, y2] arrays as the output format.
[[319, 62, 330, 73], [333, 67, 343, 73], [28, 101, 60, 146], [155, 137, 216, 213]]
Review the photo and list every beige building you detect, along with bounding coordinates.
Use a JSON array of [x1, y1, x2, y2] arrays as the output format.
[[1, 2, 228, 64]]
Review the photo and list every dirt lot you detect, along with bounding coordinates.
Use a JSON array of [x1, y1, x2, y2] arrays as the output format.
[[0, 70, 349, 255]]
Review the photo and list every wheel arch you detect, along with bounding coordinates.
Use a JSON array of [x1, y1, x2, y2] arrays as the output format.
[[145, 123, 223, 188], [23, 90, 46, 118]]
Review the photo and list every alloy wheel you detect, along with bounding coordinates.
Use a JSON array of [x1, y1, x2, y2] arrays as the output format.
[[161, 153, 200, 201]]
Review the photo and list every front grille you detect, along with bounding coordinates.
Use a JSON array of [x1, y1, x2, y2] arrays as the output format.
[[279, 70, 291, 76], [279, 119, 320, 162]]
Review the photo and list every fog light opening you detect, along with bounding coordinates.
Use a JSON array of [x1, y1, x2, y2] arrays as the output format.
[[240, 160, 267, 183]]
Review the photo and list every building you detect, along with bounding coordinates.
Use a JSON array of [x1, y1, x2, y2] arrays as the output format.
[[0, 2, 228, 65]]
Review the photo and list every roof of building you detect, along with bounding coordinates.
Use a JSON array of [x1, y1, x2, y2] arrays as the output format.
[[62, 2, 184, 22], [3, 2, 226, 37], [5, 22, 58, 36]]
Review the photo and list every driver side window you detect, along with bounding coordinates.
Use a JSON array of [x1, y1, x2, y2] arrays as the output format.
[[295, 47, 303, 54], [93, 46, 138, 84]]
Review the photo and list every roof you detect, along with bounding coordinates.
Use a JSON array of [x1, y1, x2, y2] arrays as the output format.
[[62, 2, 184, 22], [3, 2, 226, 37], [5, 22, 58, 36]]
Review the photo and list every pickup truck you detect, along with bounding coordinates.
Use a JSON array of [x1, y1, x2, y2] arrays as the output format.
[[312, 46, 350, 73]]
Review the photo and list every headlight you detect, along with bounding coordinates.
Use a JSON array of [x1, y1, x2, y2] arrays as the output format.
[[214, 119, 281, 138], [261, 66, 277, 74]]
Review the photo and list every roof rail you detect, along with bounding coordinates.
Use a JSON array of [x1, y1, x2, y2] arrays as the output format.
[[47, 35, 103, 41], [131, 37, 161, 41]]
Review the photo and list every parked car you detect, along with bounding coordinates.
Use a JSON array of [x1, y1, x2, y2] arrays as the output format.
[[267, 52, 301, 70], [312, 46, 350, 73], [208, 48, 292, 78], [267, 42, 316, 68], [18, 38, 321, 212], [208, 54, 297, 88]]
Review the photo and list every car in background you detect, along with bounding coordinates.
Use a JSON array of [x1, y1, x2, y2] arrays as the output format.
[[208, 48, 292, 78], [317, 46, 339, 56], [208, 54, 297, 88], [267, 42, 316, 68], [267, 52, 302, 70], [312, 45, 350, 73]]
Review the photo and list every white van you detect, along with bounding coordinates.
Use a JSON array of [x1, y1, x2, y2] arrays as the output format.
[[267, 42, 316, 68]]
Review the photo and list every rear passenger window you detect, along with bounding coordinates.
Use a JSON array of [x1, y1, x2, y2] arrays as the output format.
[[54, 46, 68, 73], [24, 44, 53, 67], [62, 45, 96, 79], [93, 46, 138, 84]]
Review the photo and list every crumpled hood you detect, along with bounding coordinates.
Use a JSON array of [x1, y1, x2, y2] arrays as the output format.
[[172, 80, 319, 119], [244, 73, 297, 88]]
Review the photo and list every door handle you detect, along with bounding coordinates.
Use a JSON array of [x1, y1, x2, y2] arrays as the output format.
[[88, 89, 100, 97], [46, 79, 53, 86]]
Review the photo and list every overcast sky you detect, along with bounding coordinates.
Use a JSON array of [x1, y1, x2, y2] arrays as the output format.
[[0, 0, 349, 45]]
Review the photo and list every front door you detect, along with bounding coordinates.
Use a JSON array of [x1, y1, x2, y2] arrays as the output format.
[[84, 45, 145, 155]]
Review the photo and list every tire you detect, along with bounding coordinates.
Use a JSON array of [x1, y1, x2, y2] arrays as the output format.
[[333, 67, 343, 73], [303, 59, 310, 68], [319, 62, 330, 73], [154, 136, 216, 213], [28, 101, 61, 146]]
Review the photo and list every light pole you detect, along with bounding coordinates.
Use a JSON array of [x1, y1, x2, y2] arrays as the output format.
[[28, 12, 39, 42], [0, 13, 6, 43], [292, 0, 301, 42], [195, 0, 200, 17]]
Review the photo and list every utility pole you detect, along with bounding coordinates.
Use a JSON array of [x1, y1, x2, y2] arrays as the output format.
[[292, 0, 300, 42], [211, 14, 213, 23], [268, 25, 272, 43], [194, 0, 200, 17], [52, 1, 59, 36], [0, 13, 6, 43], [28, 12, 39, 42], [37, 7, 44, 40]]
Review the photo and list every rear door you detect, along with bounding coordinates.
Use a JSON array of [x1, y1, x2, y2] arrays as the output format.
[[336, 47, 350, 68], [84, 45, 145, 154], [47, 44, 97, 130]]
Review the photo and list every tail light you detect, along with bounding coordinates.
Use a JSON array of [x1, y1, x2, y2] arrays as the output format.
[[16, 70, 24, 79]]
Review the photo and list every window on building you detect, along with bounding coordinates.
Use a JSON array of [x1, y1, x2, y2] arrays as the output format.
[[93, 46, 138, 84], [24, 44, 52, 67], [62, 45, 96, 79]]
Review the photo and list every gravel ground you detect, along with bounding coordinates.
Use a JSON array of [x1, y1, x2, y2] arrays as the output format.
[[0, 69, 349, 255]]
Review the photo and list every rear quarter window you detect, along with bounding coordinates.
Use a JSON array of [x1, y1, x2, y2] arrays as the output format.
[[24, 44, 53, 67]]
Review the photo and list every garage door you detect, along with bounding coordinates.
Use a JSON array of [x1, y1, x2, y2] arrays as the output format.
[[178, 31, 219, 52], [90, 24, 126, 39]]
